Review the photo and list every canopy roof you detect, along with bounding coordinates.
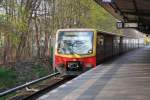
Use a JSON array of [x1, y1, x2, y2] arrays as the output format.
[[95, 0, 150, 33]]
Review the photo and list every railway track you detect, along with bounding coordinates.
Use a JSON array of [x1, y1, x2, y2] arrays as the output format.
[[7, 75, 75, 100], [24, 76, 75, 100], [0, 72, 75, 100]]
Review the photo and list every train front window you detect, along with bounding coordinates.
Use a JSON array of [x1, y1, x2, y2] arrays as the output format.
[[57, 31, 93, 55]]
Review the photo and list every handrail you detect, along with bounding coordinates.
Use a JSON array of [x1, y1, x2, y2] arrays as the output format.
[[0, 72, 60, 97]]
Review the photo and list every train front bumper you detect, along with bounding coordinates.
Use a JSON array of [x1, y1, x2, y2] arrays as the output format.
[[55, 61, 93, 76]]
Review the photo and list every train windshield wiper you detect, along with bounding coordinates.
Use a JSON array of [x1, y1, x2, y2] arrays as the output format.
[[60, 40, 90, 55], [66, 41, 82, 55]]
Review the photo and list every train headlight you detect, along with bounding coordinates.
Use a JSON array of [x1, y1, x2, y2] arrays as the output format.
[[57, 48, 61, 53], [88, 50, 92, 54]]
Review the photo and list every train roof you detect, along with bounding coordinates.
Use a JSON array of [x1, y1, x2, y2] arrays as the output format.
[[56, 28, 143, 38], [57, 28, 96, 32], [57, 28, 122, 36], [98, 30, 122, 36]]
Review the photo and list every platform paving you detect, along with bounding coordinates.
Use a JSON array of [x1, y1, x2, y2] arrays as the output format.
[[38, 46, 150, 100]]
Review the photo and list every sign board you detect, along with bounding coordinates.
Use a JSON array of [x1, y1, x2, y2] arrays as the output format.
[[124, 23, 138, 28], [116, 21, 138, 28], [116, 21, 124, 28]]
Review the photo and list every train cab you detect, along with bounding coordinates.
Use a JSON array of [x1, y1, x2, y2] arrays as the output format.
[[54, 29, 97, 75]]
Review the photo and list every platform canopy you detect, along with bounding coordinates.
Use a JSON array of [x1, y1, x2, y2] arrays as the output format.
[[95, 0, 150, 34]]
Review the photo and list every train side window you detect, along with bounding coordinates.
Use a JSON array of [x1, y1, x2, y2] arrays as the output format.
[[117, 37, 120, 44], [97, 35, 104, 46]]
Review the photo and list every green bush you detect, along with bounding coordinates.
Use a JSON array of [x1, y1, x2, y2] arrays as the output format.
[[0, 68, 17, 89], [32, 65, 50, 78]]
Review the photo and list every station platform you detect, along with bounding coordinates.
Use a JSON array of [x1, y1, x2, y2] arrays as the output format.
[[38, 46, 150, 100]]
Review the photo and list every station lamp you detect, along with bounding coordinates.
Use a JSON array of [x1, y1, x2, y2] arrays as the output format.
[[102, 0, 114, 3]]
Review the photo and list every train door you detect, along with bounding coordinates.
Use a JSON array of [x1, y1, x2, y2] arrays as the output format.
[[104, 34, 113, 58], [96, 32, 105, 64], [119, 37, 123, 53], [113, 36, 120, 55]]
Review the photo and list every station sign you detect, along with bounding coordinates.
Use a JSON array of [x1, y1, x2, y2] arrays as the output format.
[[124, 23, 138, 28], [117, 21, 150, 34], [116, 21, 124, 28], [116, 21, 138, 28]]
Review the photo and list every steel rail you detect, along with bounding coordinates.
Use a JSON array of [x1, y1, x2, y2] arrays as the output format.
[[0, 72, 60, 97]]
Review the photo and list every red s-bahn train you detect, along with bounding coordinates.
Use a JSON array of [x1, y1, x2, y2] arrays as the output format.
[[54, 28, 145, 75]]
